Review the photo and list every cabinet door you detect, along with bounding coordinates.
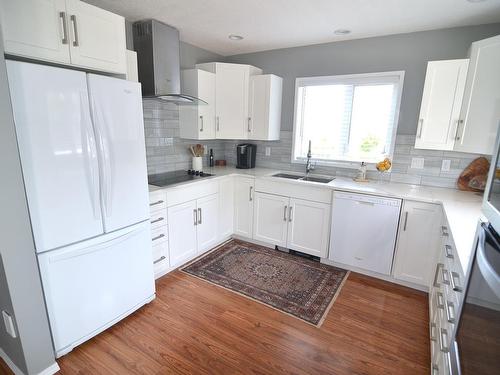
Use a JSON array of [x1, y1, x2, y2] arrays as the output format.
[[66, 0, 126, 74], [287, 198, 330, 258], [167, 200, 198, 268], [253, 192, 289, 247], [393, 201, 442, 287], [0, 0, 70, 64], [218, 177, 234, 240], [196, 194, 219, 254], [248, 74, 282, 141], [215, 63, 249, 139], [233, 177, 254, 238], [415, 59, 469, 151], [455, 35, 500, 155]]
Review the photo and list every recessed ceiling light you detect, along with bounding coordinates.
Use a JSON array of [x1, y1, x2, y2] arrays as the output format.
[[228, 34, 244, 41], [334, 29, 351, 35]]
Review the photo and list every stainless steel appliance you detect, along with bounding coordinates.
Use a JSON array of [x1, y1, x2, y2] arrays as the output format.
[[449, 126, 500, 374], [148, 170, 213, 187], [236, 144, 257, 169]]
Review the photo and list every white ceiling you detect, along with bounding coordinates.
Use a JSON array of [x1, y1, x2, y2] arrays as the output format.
[[84, 0, 500, 56]]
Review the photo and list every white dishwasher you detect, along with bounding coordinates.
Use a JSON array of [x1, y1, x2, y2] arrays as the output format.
[[329, 191, 402, 275]]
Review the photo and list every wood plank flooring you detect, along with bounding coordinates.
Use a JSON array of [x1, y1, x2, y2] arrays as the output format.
[[1, 271, 430, 375]]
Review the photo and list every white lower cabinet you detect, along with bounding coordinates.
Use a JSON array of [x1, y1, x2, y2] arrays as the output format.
[[234, 177, 255, 238], [167, 200, 198, 268], [253, 192, 330, 257], [196, 194, 219, 253], [253, 192, 289, 247], [393, 200, 442, 287], [218, 177, 234, 240]]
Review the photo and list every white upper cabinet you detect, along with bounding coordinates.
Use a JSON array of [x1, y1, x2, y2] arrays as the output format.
[[248, 74, 282, 141], [0, 0, 126, 74], [415, 59, 469, 151], [0, 0, 70, 64], [179, 69, 216, 140], [455, 35, 500, 155], [65, 0, 126, 74], [197, 62, 262, 139]]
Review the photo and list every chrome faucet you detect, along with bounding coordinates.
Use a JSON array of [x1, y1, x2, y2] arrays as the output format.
[[305, 140, 315, 175]]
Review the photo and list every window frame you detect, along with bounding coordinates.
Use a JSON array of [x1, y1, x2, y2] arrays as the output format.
[[291, 71, 405, 169]]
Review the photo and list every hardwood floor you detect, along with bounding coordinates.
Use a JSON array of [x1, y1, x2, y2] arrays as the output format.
[[0, 271, 430, 375]]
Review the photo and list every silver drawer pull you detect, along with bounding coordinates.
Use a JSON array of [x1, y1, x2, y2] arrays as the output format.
[[288, 206, 293, 222], [152, 234, 165, 241], [59, 12, 68, 44], [198, 208, 202, 225], [193, 209, 197, 226], [153, 256, 166, 264], [441, 225, 449, 237], [439, 328, 449, 353], [70, 14, 79, 47], [445, 300, 456, 324], [450, 271, 463, 292], [433, 263, 443, 287], [444, 244, 454, 259], [442, 268, 450, 285], [436, 291, 445, 309], [430, 322, 437, 342], [283, 205, 287, 221], [151, 217, 164, 224], [432, 364, 439, 375], [150, 200, 164, 206]]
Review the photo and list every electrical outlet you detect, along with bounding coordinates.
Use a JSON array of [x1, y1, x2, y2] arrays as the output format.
[[203, 145, 208, 155], [410, 157, 425, 169], [265, 147, 271, 156], [441, 159, 451, 172], [2, 310, 17, 338]]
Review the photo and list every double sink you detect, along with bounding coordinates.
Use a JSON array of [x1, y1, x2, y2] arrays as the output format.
[[272, 173, 335, 184]]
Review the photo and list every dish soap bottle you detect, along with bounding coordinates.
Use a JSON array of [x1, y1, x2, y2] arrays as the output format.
[[209, 149, 214, 167], [354, 162, 368, 182]]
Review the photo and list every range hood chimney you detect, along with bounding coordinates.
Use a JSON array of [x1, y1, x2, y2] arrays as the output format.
[[132, 19, 206, 105]]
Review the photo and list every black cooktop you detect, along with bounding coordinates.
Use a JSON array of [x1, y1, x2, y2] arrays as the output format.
[[148, 170, 213, 187]]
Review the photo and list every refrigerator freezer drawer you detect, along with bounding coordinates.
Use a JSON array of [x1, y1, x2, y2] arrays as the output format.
[[38, 221, 155, 356]]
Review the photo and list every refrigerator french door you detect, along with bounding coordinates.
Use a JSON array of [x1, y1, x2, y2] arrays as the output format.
[[6, 60, 155, 356]]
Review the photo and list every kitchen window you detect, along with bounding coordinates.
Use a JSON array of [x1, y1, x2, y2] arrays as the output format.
[[292, 71, 404, 166]]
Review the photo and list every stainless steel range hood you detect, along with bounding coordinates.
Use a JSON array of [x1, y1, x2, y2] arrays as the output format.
[[132, 19, 206, 105]]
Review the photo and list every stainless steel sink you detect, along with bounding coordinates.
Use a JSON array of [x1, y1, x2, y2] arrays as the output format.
[[272, 173, 334, 183], [300, 176, 334, 183], [272, 173, 303, 180]]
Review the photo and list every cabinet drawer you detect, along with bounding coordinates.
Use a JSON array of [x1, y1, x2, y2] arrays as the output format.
[[152, 241, 168, 266], [166, 180, 219, 207], [150, 209, 167, 229], [149, 191, 167, 212], [151, 225, 168, 244], [255, 178, 332, 204]]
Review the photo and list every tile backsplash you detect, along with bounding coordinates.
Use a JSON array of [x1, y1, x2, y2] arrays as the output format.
[[143, 100, 485, 189]]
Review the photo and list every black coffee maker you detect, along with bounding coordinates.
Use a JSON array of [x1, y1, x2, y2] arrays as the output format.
[[236, 144, 257, 169]]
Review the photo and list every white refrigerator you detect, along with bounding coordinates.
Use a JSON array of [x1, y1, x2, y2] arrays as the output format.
[[6, 60, 155, 357]]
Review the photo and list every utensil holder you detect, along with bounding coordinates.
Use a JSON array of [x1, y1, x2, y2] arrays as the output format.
[[192, 156, 203, 171]]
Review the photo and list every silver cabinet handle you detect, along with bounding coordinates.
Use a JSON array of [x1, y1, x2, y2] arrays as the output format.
[[198, 208, 202, 224], [444, 244, 454, 259], [193, 209, 197, 226], [247, 117, 251, 132], [288, 206, 293, 222], [216, 116, 220, 131], [199, 115, 204, 132], [283, 205, 288, 221], [403, 211, 409, 231], [450, 271, 463, 292], [417, 119, 424, 138], [436, 291, 445, 309], [249, 186, 253, 201], [455, 119, 464, 141], [442, 268, 450, 285], [441, 225, 449, 237], [433, 263, 443, 287], [150, 200, 164, 206], [432, 364, 439, 375], [59, 12, 68, 44], [439, 328, 449, 353], [152, 234, 165, 241], [430, 322, 437, 342], [153, 256, 166, 265], [445, 300, 456, 324], [70, 15, 79, 47], [151, 217, 164, 224]]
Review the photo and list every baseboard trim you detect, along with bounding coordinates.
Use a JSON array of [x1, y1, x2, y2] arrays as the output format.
[[0, 347, 59, 375]]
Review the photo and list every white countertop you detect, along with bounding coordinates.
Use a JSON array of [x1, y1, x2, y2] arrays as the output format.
[[149, 166, 483, 273]]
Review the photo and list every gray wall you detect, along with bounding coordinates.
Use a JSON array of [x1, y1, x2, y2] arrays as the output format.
[[0, 28, 57, 374], [226, 23, 500, 135]]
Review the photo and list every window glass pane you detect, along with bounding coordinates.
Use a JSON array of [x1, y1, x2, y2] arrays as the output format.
[[347, 84, 395, 162]]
